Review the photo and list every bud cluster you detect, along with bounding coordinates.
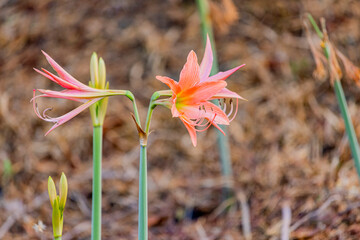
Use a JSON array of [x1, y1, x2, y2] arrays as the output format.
[[89, 52, 109, 127], [48, 173, 68, 238]]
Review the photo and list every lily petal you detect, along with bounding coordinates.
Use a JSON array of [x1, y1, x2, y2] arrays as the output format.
[[180, 116, 197, 147], [156, 76, 181, 94], [46, 99, 99, 135], [41, 51, 93, 91], [179, 102, 229, 125], [179, 51, 200, 90], [212, 88, 246, 100], [178, 81, 227, 105], [34, 68, 81, 90], [207, 64, 245, 82], [37, 89, 119, 100], [199, 35, 213, 81], [211, 122, 226, 135], [45, 98, 100, 135], [33, 91, 86, 103], [202, 101, 230, 125]]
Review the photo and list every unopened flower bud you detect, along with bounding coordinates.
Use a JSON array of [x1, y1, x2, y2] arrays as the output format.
[[99, 57, 106, 89], [89, 52, 109, 127], [59, 172, 68, 210], [48, 177, 57, 208], [90, 52, 99, 87]]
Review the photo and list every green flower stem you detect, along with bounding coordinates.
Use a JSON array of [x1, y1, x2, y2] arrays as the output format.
[[334, 80, 360, 177], [92, 126, 102, 240], [54, 237, 62, 240], [138, 144, 147, 240], [137, 90, 172, 240], [137, 98, 154, 240], [196, 0, 234, 198], [145, 92, 161, 134], [126, 91, 141, 126]]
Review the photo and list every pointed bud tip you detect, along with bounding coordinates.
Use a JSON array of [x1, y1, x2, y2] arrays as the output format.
[[48, 176, 57, 208], [90, 53, 99, 87], [59, 173, 68, 210]]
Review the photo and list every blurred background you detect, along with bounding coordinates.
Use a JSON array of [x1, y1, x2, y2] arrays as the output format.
[[1, 0, 360, 239]]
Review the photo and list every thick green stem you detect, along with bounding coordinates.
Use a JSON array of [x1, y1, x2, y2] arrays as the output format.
[[92, 126, 102, 240], [334, 80, 360, 177], [196, 0, 234, 198], [138, 145, 148, 240], [137, 93, 159, 240], [137, 91, 172, 239], [54, 237, 62, 240]]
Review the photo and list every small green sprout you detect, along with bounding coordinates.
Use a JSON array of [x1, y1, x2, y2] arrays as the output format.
[[48, 173, 68, 239]]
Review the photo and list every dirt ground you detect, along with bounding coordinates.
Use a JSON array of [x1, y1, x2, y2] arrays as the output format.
[[1, 0, 360, 239]]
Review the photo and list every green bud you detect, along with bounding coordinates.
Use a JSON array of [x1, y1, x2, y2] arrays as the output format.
[[98, 57, 106, 89], [89, 53, 109, 127], [90, 52, 99, 87], [59, 172, 68, 210], [48, 177, 57, 208]]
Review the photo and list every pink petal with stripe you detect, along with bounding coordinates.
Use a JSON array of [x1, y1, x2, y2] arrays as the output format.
[[212, 88, 246, 100], [179, 51, 200, 90], [41, 51, 94, 91], [199, 35, 213, 81], [207, 64, 245, 82]]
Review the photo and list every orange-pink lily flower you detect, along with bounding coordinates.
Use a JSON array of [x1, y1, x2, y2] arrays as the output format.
[[156, 36, 245, 146], [32, 51, 125, 135]]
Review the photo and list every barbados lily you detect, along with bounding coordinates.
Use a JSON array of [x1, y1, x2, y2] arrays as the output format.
[[156, 36, 245, 146], [32, 51, 126, 135]]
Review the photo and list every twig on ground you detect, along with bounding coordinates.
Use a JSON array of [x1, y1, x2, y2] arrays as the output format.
[[290, 194, 341, 232], [238, 192, 252, 240], [281, 201, 291, 240], [195, 221, 210, 240]]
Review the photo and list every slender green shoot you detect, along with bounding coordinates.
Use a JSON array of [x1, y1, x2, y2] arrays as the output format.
[[307, 13, 323, 39], [126, 91, 141, 126], [333, 80, 360, 177], [307, 14, 360, 179], [196, 0, 234, 199]]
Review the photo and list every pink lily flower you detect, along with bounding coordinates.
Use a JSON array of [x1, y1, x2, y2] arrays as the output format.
[[156, 36, 245, 146], [32, 51, 125, 135]]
